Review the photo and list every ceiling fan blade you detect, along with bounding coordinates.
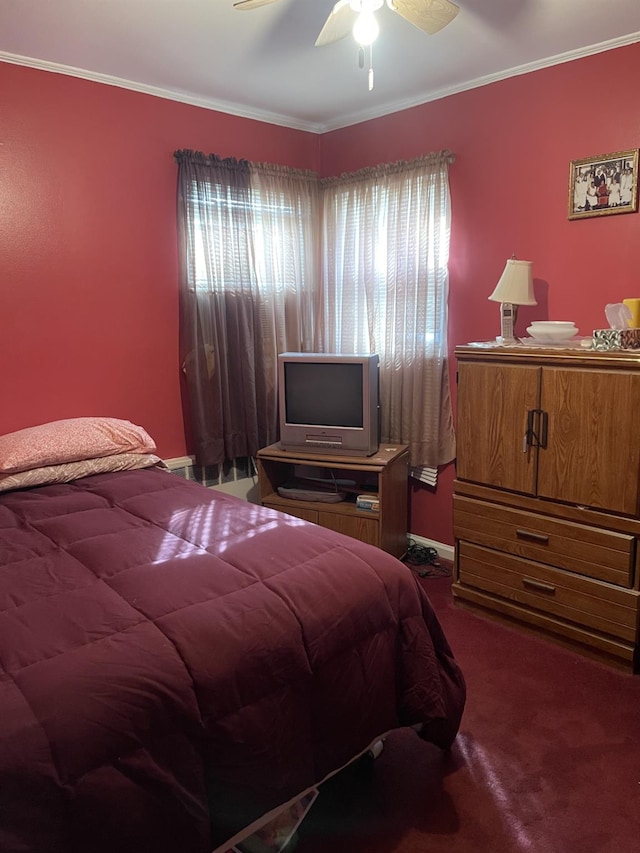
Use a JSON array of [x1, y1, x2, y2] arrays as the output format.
[[389, 0, 459, 35], [315, 0, 358, 47], [233, 0, 280, 10]]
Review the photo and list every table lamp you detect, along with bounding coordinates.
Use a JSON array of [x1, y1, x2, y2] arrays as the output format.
[[488, 258, 536, 342]]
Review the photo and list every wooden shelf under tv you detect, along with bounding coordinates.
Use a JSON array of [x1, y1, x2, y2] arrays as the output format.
[[256, 443, 409, 558]]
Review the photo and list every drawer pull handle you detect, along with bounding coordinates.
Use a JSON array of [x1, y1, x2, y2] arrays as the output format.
[[522, 577, 556, 595], [515, 529, 549, 545]]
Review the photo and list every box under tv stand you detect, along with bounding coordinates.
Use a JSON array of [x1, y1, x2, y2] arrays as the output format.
[[256, 443, 409, 558]]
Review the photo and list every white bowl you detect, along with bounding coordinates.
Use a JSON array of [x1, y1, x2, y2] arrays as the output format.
[[528, 321, 577, 332], [526, 323, 578, 342]]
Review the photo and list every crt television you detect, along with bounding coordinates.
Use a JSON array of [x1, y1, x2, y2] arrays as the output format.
[[277, 352, 380, 456]]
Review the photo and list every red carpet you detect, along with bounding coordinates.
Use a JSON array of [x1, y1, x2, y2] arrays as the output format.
[[297, 572, 640, 853]]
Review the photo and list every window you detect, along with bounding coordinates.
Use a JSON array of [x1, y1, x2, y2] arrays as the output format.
[[176, 149, 455, 470]]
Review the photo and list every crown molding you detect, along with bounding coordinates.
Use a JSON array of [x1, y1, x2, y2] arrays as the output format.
[[320, 30, 640, 131], [3, 30, 640, 135], [0, 51, 323, 133]]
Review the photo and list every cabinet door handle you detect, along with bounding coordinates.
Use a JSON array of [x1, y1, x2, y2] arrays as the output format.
[[515, 529, 550, 544], [523, 409, 548, 450], [523, 409, 535, 453], [539, 410, 548, 449], [522, 577, 556, 595]]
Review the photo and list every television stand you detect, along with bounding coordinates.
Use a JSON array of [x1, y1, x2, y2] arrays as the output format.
[[256, 443, 409, 558]]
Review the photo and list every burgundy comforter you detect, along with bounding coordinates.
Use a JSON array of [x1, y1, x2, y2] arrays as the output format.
[[0, 467, 465, 853]]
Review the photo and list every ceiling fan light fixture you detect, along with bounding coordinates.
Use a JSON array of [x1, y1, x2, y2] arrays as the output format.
[[352, 9, 379, 45]]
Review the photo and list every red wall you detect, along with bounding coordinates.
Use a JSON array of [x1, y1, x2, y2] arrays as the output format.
[[1, 63, 319, 458], [3, 44, 640, 546]]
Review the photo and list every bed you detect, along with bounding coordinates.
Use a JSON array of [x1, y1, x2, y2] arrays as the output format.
[[0, 418, 466, 853]]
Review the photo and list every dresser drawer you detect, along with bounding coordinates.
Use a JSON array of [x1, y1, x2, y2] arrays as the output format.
[[458, 542, 640, 643], [454, 495, 635, 587]]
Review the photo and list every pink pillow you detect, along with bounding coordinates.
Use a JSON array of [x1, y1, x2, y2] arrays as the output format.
[[0, 452, 164, 494], [0, 418, 157, 474]]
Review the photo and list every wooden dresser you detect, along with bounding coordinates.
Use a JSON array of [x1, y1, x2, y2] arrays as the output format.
[[453, 344, 640, 671]]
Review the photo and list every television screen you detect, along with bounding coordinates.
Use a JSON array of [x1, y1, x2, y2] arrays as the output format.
[[277, 353, 380, 456], [284, 362, 363, 428]]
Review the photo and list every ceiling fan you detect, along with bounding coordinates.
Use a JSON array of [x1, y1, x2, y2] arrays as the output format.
[[232, 0, 460, 47]]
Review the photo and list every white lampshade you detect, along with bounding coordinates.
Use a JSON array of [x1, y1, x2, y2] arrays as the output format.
[[488, 259, 537, 305]]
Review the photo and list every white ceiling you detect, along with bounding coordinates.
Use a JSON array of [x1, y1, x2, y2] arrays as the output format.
[[2, 0, 640, 133]]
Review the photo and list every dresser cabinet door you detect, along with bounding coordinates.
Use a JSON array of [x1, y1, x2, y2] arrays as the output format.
[[538, 368, 640, 515], [456, 362, 540, 495]]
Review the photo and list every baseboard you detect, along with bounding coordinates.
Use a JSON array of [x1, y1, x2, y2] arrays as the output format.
[[164, 455, 194, 471], [407, 534, 454, 563]]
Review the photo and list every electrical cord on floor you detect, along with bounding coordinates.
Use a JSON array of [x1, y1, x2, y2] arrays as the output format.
[[402, 538, 451, 578]]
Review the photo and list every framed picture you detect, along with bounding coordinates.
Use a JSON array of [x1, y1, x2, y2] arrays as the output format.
[[568, 148, 639, 220]]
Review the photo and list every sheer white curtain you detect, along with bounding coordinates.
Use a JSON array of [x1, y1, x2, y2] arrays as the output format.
[[319, 152, 456, 471], [248, 163, 321, 357]]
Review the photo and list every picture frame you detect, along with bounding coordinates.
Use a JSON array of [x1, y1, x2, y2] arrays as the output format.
[[568, 148, 639, 220]]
